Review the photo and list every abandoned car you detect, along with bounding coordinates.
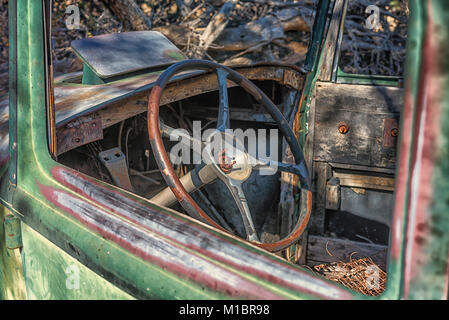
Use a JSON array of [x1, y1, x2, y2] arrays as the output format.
[[0, 0, 448, 300]]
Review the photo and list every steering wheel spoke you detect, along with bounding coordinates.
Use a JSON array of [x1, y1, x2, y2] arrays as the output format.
[[222, 179, 259, 242], [253, 159, 311, 191], [216, 68, 231, 132]]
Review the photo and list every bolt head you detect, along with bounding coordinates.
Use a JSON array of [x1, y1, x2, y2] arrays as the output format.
[[391, 128, 399, 137], [338, 122, 349, 134]]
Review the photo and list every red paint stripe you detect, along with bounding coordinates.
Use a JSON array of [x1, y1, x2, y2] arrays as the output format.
[[38, 182, 283, 299], [390, 88, 414, 260], [402, 1, 443, 298], [51, 166, 352, 299]]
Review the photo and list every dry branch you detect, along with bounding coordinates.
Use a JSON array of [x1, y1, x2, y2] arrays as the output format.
[[193, 0, 238, 58], [239, 0, 312, 7], [101, 0, 152, 31], [0, 0, 409, 97]]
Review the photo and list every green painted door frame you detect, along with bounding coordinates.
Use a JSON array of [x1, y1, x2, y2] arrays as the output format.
[[1, 0, 448, 300]]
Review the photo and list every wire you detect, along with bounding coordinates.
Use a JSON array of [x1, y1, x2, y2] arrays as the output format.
[[125, 127, 133, 168], [118, 120, 125, 151]]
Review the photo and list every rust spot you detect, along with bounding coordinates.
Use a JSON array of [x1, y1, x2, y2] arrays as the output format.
[[383, 118, 399, 148], [56, 113, 103, 155], [338, 122, 349, 134], [218, 149, 236, 174], [415, 235, 426, 246], [417, 222, 428, 232]]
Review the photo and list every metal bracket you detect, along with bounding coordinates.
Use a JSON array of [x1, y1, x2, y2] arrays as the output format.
[[98, 148, 134, 192], [325, 177, 341, 210], [283, 69, 303, 90], [383, 118, 399, 149]]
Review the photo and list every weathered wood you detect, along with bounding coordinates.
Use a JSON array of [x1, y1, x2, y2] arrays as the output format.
[[310, 161, 330, 234], [307, 235, 388, 271], [96, 66, 303, 130], [325, 177, 340, 210], [279, 91, 299, 239], [295, 190, 309, 265], [214, 13, 309, 51], [279, 148, 295, 239], [296, 81, 318, 265], [154, 25, 193, 49], [176, 0, 192, 17], [315, 82, 403, 114], [101, 0, 152, 31], [333, 171, 395, 192], [158, 9, 309, 56], [194, 0, 237, 58], [261, 91, 298, 255], [55, 65, 305, 157], [329, 162, 396, 175], [318, 0, 347, 81], [313, 82, 403, 169]]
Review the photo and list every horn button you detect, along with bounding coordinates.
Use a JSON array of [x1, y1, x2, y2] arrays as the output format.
[[205, 132, 252, 182]]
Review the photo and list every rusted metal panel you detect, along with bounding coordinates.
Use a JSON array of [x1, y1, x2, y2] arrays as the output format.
[[38, 181, 283, 299], [325, 177, 340, 210], [383, 118, 399, 148], [71, 31, 186, 79], [98, 148, 133, 192], [48, 166, 353, 300], [333, 171, 395, 192], [53, 64, 304, 128], [283, 68, 304, 90], [56, 113, 103, 155], [313, 82, 403, 169], [395, 1, 449, 299], [53, 70, 198, 128]]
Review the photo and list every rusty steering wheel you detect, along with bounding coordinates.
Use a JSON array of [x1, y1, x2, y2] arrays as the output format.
[[147, 59, 312, 252]]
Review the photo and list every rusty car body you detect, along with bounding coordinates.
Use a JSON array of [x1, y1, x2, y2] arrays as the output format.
[[0, 0, 448, 300]]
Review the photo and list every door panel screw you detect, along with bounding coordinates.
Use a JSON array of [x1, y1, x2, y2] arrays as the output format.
[[338, 122, 349, 134]]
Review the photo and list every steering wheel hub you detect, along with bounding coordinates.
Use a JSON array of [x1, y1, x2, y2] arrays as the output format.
[[205, 131, 252, 182], [218, 150, 235, 174]]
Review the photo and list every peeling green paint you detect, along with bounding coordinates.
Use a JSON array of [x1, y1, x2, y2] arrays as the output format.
[[0, 205, 26, 300], [1, 0, 448, 300], [20, 223, 133, 300]]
